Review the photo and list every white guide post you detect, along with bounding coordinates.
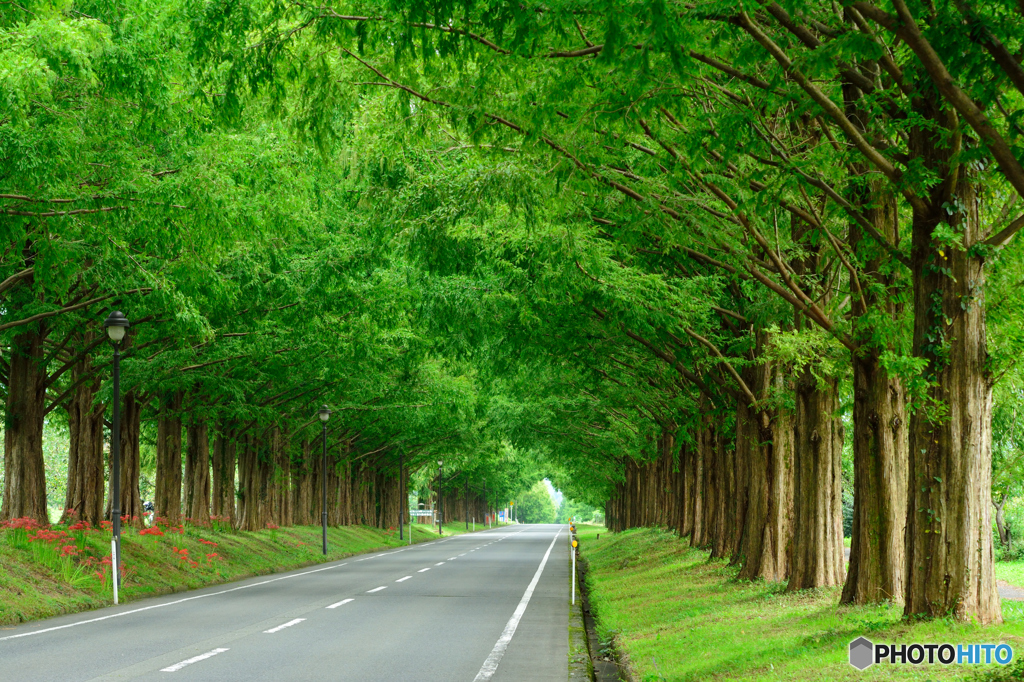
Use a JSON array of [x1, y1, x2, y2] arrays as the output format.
[[111, 539, 119, 605]]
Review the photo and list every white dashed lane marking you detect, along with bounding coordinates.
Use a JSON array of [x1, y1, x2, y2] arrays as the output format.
[[161, 648, 229, 672], [367, 586, 387, 593], [264, 619, 305, 634], [396, 576, 412, 583], [326, 599, 354, 609]]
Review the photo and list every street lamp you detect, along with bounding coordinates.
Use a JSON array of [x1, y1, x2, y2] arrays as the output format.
[[437, 460, 443, 537], [318, 405, 331, 556], [104, 310, 129, 598]]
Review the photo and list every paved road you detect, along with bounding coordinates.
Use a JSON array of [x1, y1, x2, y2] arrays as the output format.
[[1, 524, 569, 681]]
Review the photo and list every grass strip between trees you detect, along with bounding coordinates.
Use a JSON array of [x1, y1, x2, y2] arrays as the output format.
[[575, 525, 1024, 681], [0, 519, 496, 627]]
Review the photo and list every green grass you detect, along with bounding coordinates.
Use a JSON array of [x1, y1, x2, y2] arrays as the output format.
[[0, 520, 500, 627], [575, 525, 1024, 681], [995, 560, 1024, 589]]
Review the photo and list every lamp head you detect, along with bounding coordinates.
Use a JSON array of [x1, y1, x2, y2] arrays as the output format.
[[318, 405, 331, 423], [104, 311, 130, 344]]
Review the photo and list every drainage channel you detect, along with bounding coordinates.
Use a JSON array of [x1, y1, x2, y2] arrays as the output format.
[[568, 528, 628, 682]]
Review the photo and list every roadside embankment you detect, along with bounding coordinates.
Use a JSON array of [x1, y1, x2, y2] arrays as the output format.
[[0, 519, 502, 626], [575, 525, 1024, 681]]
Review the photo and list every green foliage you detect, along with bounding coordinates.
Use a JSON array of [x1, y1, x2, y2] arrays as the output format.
[[557, 497, 603, 525], [516, 481, 556, 524]]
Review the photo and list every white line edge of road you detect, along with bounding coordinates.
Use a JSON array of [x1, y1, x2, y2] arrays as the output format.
[[472, 528, 562, 682], [264, 618, 305, 634], [326, 598, 354, 609], [160, 648, 229, 672]]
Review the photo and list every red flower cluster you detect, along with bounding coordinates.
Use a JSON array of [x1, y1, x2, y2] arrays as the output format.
[[60, 545, 79, 557], [198, 539, 218, 547], [1, 517, 43, 531], [265, 522, 279, 530], [139, 527, 165, 536], [29, 529, 71, 544], [172, 546, 199, 569], [68, 521, 91, 532]]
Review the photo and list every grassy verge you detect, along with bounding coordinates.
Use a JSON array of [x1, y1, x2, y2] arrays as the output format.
[[575, 525, 1024, 681], [995, 561, 1024, 589], [0, 519, 503, 627]]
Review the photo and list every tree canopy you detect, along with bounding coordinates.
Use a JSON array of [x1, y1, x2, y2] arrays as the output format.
[[3, 0, 1024, 625]]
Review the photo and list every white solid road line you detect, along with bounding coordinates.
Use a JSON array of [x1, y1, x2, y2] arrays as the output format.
[[418, 567, 431, 572], [395, 576, 412, 582], [367, 586, 387, 593], [160, 648, 230, 672], [326, 598, 354, 609], [264, 618, 305, 634], [473, 530, 562, 682]]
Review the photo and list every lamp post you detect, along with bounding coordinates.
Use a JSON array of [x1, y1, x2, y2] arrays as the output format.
[[104, 311, 129, 595], [437, 460, 443, 537], [318, 405, 331, 556]]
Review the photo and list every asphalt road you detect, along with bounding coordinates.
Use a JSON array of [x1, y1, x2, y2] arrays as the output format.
[[1, 524, 569, 681]]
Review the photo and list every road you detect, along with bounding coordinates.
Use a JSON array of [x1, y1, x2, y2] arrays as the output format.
[[1, 524, 569, 681]]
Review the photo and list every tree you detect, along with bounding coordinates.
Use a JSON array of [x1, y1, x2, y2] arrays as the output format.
[[517, 482, 556, 525]]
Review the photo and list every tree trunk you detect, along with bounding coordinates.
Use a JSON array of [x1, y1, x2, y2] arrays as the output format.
[[788, 370, 845, 590], [63, 354, 105, 526], [680, 441, 695, 538], [2, 327, 49, 525], [904, 123, 1000, 623], [842, 354, 907, 604], [709, 417, 732, 560], [841, 48, 910, 606], [119, 390, 143, 528], [154, 391, 183, 525], [995, 497, 1010, 549], [211, 427, 236, 526], [738, 347, 794, 583], [238, 433, 262, 531], [185, 420, 211, 525], [730, 397, 752, 563], [691, 426, 708, 548]]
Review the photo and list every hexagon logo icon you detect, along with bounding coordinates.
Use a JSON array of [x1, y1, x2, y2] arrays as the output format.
[[849, 637, 874, 670]]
